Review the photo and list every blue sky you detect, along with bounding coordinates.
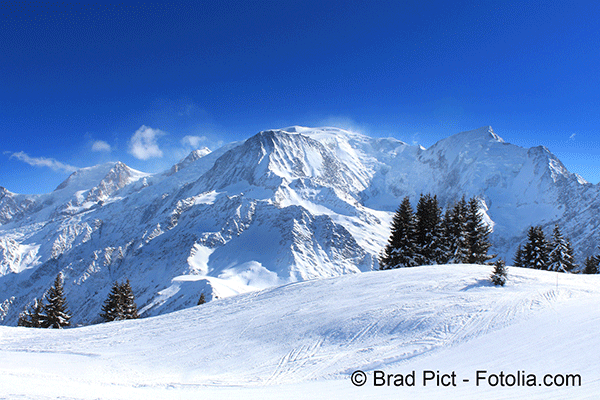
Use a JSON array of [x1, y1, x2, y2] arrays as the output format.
[[1, 0, 599, 194]]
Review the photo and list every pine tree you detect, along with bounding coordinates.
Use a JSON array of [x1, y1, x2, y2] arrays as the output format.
[[414, 194, 444, 265], [198, 293, 206, 305], [490, 259, 508, 286], [523, 226, 550, 270], [42, 274, 71, 329], [17, 298, 44, 328], [442, 196, 469, 264], [583, 256, 599, 274], [465, 197, 494, 264], [120, 280, 139, 319], [100, 281, 124, 322], [379, 196, 417, 269], [513, 244, 525, 268], [17, 305, 32, 327], [548, 224, 577, 272], [100, 279, 139, 322]]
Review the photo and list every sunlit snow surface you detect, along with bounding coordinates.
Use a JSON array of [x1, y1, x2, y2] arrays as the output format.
[[1, 265, 599, 399]]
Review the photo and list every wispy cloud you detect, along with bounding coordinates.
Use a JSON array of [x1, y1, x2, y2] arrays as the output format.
[[129, 125, 165, 160], [181, 135, 207, 149], [92, 140, 112, 152], [317, 116, 371, 135], [9, 151, 78, 173]]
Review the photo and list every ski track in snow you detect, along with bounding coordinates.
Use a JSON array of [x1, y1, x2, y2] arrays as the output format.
[[1, 265, 600, 399]]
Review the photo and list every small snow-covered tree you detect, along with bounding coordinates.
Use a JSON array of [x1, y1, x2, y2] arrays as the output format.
[[379, 196, 417, 269], [42, 274, 71, 329], [490, 259, 508, 286], [548, 224, 577, 272], [198, 293, 206, 305]]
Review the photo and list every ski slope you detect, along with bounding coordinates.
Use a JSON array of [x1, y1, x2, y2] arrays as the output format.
[[1, 265, 599, 399]]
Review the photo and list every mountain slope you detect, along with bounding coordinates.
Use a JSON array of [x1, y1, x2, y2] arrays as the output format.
[[1, 126, 599, 325], [1, 265, 599, 399]]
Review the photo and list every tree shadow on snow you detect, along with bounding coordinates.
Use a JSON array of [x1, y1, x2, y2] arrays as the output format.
[[460, 278, 493, 291]]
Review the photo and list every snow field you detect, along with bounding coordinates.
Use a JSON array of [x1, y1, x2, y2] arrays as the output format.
[[2, 265, 600, 399]]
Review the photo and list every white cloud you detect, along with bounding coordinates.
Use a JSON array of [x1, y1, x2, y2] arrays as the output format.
[[92, 140, 111, 152], [318, 116, 370, 135], [181, 135, 207, 149], [10, 151, 78, 173], [129, 125, 165, 160]]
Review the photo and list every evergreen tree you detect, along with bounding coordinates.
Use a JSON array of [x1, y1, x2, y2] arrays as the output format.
[[442, 196, 469, 264], [198, 293, 206, 305], [513, 244, 525, 268], [548, 224, 577, 272], [522, 226, 550, 270], [42, 274, 71, 329], [120, 279, 139, 319], [465, 197, 494, 264], [17, 305, 32, 327], [379, 196, 417, 269], [414, 194, 444, 265], [17, 298, 44, 328], [583, 256, 599, 274], [490, 259, 508, 286], [100, 279, 139, 322], [100, 281, 124, 322]]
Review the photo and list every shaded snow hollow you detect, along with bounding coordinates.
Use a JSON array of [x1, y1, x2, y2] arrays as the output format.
[[1, 265, 599, 399]]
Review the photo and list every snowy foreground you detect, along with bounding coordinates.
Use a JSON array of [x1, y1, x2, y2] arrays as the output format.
[[2, 265, 600, 399]]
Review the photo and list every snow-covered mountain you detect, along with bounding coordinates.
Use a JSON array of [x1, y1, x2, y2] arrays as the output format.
[[1, 126, 598, 325]]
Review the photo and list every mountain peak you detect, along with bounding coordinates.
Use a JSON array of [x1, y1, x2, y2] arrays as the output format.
[[452, 126, 504, 143], [167, 147, 212, 176]]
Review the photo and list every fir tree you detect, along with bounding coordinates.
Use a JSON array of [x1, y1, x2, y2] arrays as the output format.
[[379, 196, 417, 269], [513, 244, 525, 268], [42, 274, 71, 329], [490, 259, 508, 286], [548, 224, 577, 272], [100, 281, 124, 322], [583, 256, 599, 274], [465, 197, 494, 264], [522, 226, 550, 270], [17, 305, 32, 327], [198, 293, 206, 305], [100, 279, 139, 322], [414, 194, 444, 265], [120, 279, 139, 319], [17, 298, 44, 328], [442, 196, 469, 264]]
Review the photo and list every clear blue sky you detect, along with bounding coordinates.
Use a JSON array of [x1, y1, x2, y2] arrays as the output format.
[[1, 0, 599, 194]]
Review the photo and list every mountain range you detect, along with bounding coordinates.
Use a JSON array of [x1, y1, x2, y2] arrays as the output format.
[[1, 126, 598, 325]]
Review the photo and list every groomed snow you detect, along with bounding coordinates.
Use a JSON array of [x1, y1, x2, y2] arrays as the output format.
[[1, 265, 599, 399]]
